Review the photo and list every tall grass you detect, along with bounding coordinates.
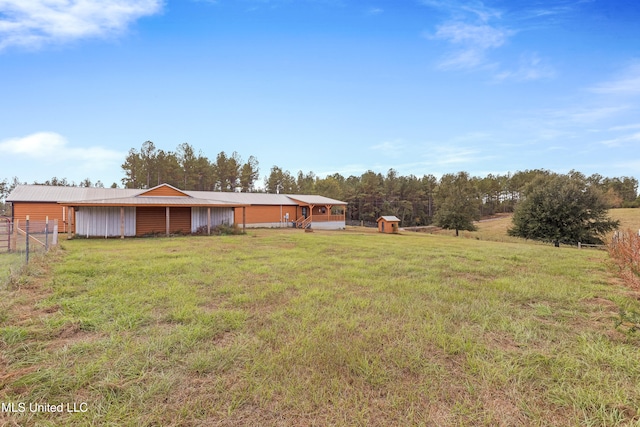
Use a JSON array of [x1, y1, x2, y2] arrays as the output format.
[[608, 229, 640, 289], [1, 230, 640, 426]]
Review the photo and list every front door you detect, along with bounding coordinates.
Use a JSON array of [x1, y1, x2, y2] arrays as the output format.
[[302, 207, 308, 218]]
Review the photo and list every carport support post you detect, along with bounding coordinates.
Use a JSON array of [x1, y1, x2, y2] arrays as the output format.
[[207, 207, 211, 235], [120, 207, 125, 239], [166, 207, 170, 237], [25, 215, 29, 264], [67, 207, 73, 239]]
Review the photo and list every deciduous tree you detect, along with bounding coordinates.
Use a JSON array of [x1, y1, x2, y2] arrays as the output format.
[[508, 173, 619, 245], [433, 172, 481, 236]]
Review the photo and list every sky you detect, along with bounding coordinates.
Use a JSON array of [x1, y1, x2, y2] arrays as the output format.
[[1, 0, 639, 189]]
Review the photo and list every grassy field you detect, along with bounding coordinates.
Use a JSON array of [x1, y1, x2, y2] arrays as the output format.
[[428, 208, 640, 243], [610, 208, 640, 232], [1, 225, 640, 426]]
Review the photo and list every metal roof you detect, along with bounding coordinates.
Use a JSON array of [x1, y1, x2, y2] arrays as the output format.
[[377, 216, 401, 222], [7, 185, 138, 202], [61, 197, 242, 207], [187, 191, 299, 205], [7, 185, 347, 207], [287, 195, 347, 206]]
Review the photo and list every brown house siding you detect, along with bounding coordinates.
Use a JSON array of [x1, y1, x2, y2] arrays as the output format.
[[136, 207, 192, 236], [12, 202, 73, 233], [139, 186, 189, 197], [235, 205, 299, 224]]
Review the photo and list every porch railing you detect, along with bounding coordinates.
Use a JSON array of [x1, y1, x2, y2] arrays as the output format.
[[311, 215, 345, 222]]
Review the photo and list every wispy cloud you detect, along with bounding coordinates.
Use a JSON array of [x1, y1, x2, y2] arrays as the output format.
[[494, 52, 555, 82], [420, 0, 501, 22], [421, 1, 592, 80], [599, 132, 640, 148], [370, 139, 404, 157], [0, 0, 162, 51], [609, 123, 640, 131], [429, 20, 512, 71], [563, 106, 631, 124], [589, 63, 640, 95], [367, 7, 383, 15]]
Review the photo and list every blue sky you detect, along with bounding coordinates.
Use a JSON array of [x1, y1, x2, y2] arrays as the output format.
[[1, 0, 639, 188]]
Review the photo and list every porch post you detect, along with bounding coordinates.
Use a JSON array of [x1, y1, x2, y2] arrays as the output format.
[[243, 206, 246, 233], [166, 207, 170, 237], [326, 205, 332, 222], [67, 207, 73, 239], [120, 207, 125, 239]]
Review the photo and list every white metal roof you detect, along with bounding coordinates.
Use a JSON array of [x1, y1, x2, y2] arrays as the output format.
[[287, 195, 347, 206], [65, 197, 241, 207], [6, 185, 139, 202], [7, 185, 347, 207]]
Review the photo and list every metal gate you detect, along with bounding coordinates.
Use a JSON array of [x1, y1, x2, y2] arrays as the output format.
[[0, 217, 10, 252]]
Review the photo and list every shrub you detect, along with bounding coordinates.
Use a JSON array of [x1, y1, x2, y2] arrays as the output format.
[[212, 223, 243, 236], [608, 229, 640, 288]]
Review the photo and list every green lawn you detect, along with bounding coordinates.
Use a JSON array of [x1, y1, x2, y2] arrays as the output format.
[[1, 229, 640, 426]]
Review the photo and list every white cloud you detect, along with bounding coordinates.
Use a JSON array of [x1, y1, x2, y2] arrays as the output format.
[[599, 132, 640, 148], [494, 52, 555, 82], [367, 7, 383, 15], [0, 132, 124, 162], [589, 63, 640, 95], [0, 0, 163, 50], [0, 132, 66, 157], [421, 2, 572, 81], [370, 139, 403, 156], [423, 0, 515, 73], [419, 0, 501, 23], [564, 106, 630, 123], [430, 22, 511, 70], [610, 123, 640, 131]]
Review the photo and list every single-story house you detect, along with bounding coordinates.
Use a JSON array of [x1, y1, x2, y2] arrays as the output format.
[[377, 216, 400, 234], [6, 184, 347, 238]]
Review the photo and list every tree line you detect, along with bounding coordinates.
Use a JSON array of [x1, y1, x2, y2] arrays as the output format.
[[121, 141, 260, 192], [2, 142, 639, 227], [261, 167, 638, 227]]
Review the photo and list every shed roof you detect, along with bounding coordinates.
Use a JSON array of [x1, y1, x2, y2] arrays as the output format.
[[377, 216, 401, 222]]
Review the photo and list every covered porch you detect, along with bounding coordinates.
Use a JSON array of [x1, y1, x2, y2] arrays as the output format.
[[289, 196, 347, 230]]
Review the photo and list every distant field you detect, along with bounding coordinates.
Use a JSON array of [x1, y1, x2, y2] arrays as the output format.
[[610, 208, 640, 231], [1, 229, 640, 426], [427, 208, 640, 243]]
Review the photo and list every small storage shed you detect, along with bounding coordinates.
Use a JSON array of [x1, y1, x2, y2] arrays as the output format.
[[377, 216, 400, 234]]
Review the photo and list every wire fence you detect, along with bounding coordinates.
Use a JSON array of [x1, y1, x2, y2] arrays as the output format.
[[346, 220, 378, 228], [0, 218, 59, 286]]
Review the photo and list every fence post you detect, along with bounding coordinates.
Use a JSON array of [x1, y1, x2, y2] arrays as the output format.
[[45, 216, 49, 251], [12, 219, 18, 254], [578, 242, 581, 249], [26, 215, 30, 264]]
